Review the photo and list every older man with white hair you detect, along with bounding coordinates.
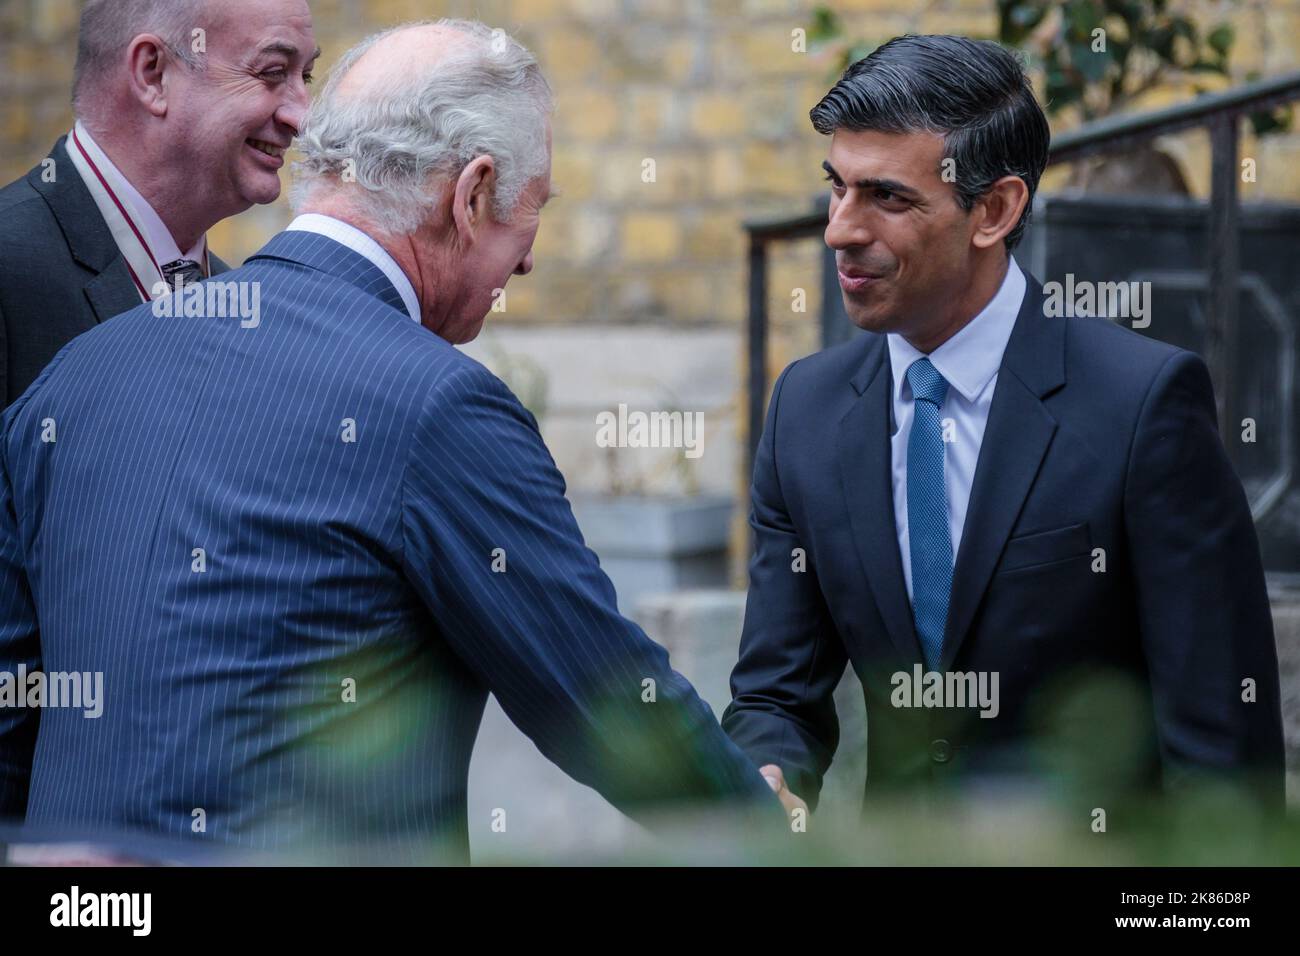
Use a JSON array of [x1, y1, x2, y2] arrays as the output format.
[[0, 19, 780, 861], [0, 0, 318, 408]]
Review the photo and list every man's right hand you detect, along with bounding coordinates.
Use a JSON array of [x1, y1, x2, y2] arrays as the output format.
[[759, 764, 809, 823]]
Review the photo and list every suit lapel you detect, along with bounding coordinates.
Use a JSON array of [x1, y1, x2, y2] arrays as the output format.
[[837, 337, 923, 667], [940, 277, 1066, 669], [31, 137, 142, 324], [83, 258, 144, 325], [30, 136, 234, 325], [30, 138, 119, 273]]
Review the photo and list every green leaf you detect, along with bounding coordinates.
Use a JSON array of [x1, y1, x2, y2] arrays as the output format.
[[808, 6, 841, 43], [1250, 105, 1293, 137], [1066, 0, 1103, 36], [1206, 23, 1234, 58], [1072, 41, 1112, 82], [1146, 24, 1175, 61], [1170, 16, 1198, 42]]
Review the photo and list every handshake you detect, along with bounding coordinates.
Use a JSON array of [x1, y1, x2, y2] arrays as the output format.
[[762, 767, 809, 821], [0, 7, 1284, 865]]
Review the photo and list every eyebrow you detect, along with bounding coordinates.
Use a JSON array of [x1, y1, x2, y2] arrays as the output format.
[[258, 42, 322, 62], [821, 160, 921, 199]]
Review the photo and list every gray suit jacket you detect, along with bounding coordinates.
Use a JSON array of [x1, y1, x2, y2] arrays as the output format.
[[0, 136, 231, 407]]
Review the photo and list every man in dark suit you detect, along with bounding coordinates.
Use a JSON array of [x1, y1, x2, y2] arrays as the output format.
[[0, 19, 778, 861], [724, 35, 1285, 825], [0, 0, 318, 407]]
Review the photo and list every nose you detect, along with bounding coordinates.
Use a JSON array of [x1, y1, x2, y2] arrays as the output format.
[[276, 86, 310, 137], [515, 251, 534, 276], [824, 198, 873, 251]]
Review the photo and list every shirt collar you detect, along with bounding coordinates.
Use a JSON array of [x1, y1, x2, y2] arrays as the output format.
[[286, 214, 422, 324], [888, 256, 1026, 405], [71, 121, 206, 265]]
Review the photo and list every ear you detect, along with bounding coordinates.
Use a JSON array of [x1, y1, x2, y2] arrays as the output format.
[[970, 175, 1029, 250], [451, 155, 497, 246], [125, 34, 173, 118]]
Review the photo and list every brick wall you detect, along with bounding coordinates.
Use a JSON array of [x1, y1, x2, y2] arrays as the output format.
[[7, 1, 1297, 334], [2, 0, 1298, 502]]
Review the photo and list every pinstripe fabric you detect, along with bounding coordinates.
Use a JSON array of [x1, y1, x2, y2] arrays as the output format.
[[0, 231, 775, 859]]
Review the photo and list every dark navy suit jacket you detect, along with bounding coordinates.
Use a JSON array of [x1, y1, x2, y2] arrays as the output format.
[[0, 231, 774, 859], [0, 137, 229, 408], [724, 271, 1285, 818]]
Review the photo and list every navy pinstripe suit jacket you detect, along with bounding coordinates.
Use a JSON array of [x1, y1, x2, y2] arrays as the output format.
[[0, 231, 774, 859]]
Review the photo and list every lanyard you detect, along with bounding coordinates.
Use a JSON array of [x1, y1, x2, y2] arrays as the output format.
[[68, 127, 209, 303]]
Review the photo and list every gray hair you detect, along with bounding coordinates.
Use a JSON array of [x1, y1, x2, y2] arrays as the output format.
[[73, 0, 207, 119], [291, 19, 553, 234]]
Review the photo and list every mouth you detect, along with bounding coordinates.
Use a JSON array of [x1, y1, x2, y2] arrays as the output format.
[[245, 138, 287, 167], [838, 269, 883, 292]]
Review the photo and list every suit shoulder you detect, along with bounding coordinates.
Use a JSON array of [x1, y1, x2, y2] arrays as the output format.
[[778, 332, 877, 389], [1065, 311, 1178, 358], [1063, 313, 1189, 392], [411, 345, 525, 415], [0, 175, 77, 281], [0, 168, 39, 212], [0, 180, 55, 247]]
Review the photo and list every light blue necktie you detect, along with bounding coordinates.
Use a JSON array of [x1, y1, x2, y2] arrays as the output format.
[[906, 358, 953, 671]]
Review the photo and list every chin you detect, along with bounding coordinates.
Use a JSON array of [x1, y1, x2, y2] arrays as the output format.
[[845, 305, 891, 334], [237, 169, 284, 207], [454, 319, 488, 345], [242, 184, 282, 207]]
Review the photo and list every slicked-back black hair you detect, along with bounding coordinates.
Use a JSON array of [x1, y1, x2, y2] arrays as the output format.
[[810, 34, 1050, 250]]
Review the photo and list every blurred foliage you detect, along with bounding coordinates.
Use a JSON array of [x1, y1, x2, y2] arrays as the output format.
[[6, 785, 1297, 864], [809, 1, 1291, 135], [1000, 0, 1235, 121]]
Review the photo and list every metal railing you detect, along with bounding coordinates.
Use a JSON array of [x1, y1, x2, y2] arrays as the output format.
[[743, 69, 1300, 478]]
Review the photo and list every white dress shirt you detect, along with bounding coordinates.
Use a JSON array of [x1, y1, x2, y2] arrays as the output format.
[[888, 257, 1027, 600], [65, 121, 208, 301], [286, 214, 421, 324]]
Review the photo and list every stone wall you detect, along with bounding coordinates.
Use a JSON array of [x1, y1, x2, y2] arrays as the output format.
[[5, 0, 1299, 501]]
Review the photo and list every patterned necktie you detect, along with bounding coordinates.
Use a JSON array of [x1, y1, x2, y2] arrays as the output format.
[[161, 258, 203, 289], [906, 357, 953, 671]]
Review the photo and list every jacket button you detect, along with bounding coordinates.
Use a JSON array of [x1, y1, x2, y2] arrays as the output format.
[[929, 739, 952, 763]]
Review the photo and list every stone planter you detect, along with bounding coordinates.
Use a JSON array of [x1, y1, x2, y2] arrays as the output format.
[[568, 494, 733, 615]]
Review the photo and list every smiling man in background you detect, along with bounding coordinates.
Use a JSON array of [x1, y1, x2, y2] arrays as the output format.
[[0, 0, 317, 407]]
